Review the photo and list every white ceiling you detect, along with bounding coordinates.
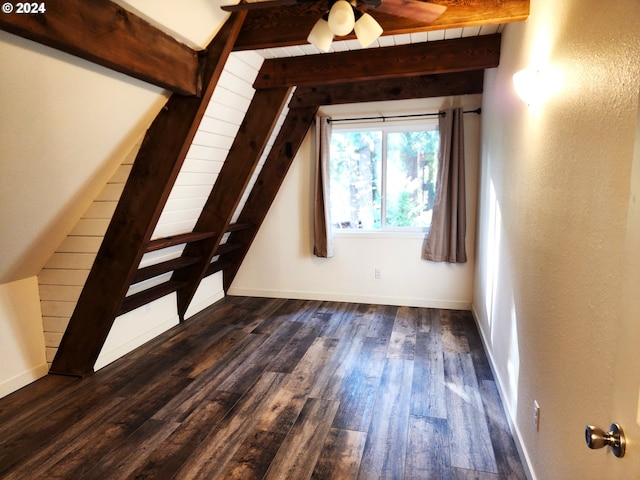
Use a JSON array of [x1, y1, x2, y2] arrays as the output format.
[[255, 23, 504, 58]]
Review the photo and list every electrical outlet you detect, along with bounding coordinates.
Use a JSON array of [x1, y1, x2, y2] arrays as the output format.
[[533, 400, 540, 431], [374, 268, 382, 279]]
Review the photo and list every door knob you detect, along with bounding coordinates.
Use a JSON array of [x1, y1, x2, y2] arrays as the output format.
[[585, 423, 625, 458]]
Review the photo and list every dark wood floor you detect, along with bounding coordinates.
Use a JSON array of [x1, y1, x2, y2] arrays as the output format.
[[0, 296, 526, 479]]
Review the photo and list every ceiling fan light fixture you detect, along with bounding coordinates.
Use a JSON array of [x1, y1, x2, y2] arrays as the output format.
[[328, 0, 356, 36], [354, 12, 383, 47], [307, 17, 334, 52]]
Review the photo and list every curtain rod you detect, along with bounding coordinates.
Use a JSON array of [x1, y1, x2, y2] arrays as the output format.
[[327, 108, 481, 124]]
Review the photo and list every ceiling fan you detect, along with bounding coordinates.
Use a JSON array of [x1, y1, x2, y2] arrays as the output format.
[[221, 0, 447, 52]]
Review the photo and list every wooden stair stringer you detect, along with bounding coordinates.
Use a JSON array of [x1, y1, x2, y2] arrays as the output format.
[[219, 104, 319, 292], [172, 86, 294, 321], [218, 70, 487, 292], [49, 13, 246, 377]]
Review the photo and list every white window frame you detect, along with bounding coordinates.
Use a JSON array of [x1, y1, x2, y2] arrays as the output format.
[[329, 117, 440, 235]]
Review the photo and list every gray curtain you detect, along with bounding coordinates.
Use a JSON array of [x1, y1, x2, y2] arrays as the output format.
[[313, 116, 334, 258], [422, 107, 467, 263]]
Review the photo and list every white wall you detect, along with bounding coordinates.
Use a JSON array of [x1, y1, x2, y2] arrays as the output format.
[[230, 95, 481, 309], [0, 4, 246, 389], [34, 48, 265, 372], [0, 31, 168, 285], [92, 50, 266, 371], [0, 30, 167, 392], [474, 0, 640, 478], [0, 278, 47, 398]]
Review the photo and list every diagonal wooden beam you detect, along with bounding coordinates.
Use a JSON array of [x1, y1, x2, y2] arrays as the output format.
[[173, 87, 293, 320], [0, 0, 201, 95], [233, 0, 528, 50], [221, 105, 319, 292], [221, 70, 483, 291], [254, 34, 500, 89], [49, 13, 246, 377], [290, 70, 484, 108]]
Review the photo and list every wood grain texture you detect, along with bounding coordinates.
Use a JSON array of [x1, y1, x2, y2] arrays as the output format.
[[444, 351, 498, 473], [406, 416, 451, 479], [263, 398, 340, 480], [173, 87, 292, 318], [311, 428, 367, 480], [290, 71, 485, 109], [254, 35, 501, 89], [411, 330, 448, 419], [221, 105, 318, 291], [358, 358, 414, 479], [0, 297, 526, 479], [49, 13, 246, 377], [0, 0, 201, 95], [233, 0, 529, 50]]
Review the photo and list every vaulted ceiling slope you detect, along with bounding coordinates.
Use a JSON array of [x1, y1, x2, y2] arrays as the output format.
[[1, 1, 527, 376]]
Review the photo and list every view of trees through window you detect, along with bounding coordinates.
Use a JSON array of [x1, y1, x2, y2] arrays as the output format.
[[329, 123, 439, 231]]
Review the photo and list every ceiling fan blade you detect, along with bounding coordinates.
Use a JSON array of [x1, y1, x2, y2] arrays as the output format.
[[221, 0, 302, 12], [375, 0, 446, 23]]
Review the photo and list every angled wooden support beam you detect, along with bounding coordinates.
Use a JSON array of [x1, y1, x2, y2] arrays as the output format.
[[290, 70, 484, 108], [49, 13, 246, 377], [233, 0, 527, 50], [221, 105, 319, 292], [254, 34, 500, 89], [173, 87, 293, 319], [0, 0, 201, 95], [220, 71, 484, 291]]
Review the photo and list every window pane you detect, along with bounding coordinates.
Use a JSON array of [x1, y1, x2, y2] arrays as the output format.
[[385, 130, 439, 228], [329, 131, 382, 229]]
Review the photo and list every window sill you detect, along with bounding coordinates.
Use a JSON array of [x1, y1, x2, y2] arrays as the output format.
[[332, 230, 428, 240]]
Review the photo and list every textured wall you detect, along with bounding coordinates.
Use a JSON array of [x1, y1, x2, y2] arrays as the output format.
[[474, 0, 640, 478], [230, 95, 481, 309], [0, 277, 47, 398]]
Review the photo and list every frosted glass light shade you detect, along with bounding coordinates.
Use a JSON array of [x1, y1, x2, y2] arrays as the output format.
[[307, 18, 334, 52], [513, 67, 563, 106], [513, 69, 542, 106], [354, 13, 382, 47], [328, 0, 355, 36]]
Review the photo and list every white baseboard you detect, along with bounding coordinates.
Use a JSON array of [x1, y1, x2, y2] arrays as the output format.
[[0, 363, 49, 399], [470, 305, 537, 480], [227, 286, 471, 311]]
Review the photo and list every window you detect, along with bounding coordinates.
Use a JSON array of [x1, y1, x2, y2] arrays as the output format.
[[329, 119, 439, 232]]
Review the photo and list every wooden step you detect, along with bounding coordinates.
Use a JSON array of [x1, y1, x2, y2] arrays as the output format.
[[145, 232, 216, 253], [226, 223, 253, 232], [118, 280, 189, 316], [205, 258, 235, 277], [131, 256, 201, 284], [214, 242, 243, 256]]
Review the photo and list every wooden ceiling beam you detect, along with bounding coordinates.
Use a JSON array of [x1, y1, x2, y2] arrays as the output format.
[[232, 0, 528, 50], [290, 70, 484, 108], [0, 0, 201, 95], [255, 34, 499, 89]]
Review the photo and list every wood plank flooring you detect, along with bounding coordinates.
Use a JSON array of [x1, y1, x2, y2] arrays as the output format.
[[0, 296, 527, 479]]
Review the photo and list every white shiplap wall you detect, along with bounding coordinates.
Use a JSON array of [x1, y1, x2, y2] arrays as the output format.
[[151, 50, 263, 241], [38, 139, 139, 365], [37, 50, 271, 368]]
